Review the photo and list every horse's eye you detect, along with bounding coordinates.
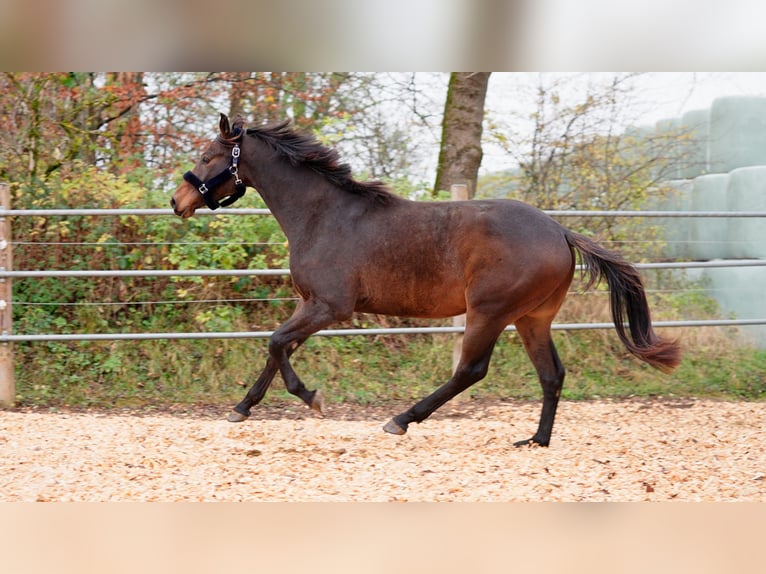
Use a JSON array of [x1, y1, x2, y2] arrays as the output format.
[[202, 155, 211, 164]]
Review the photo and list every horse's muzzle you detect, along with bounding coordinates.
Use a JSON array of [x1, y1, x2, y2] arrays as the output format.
[[170, 196, 193, 218], [169, 197, 182, 216]]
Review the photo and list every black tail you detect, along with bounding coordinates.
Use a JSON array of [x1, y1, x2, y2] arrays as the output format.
[[566, 231, 682, 373]]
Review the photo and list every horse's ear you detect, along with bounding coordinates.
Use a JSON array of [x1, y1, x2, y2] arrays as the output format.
[[219, 113, 231, 137], [232, 114, 246, 133]]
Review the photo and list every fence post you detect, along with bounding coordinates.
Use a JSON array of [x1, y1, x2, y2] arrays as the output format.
[[0, 183, 14, 407], [450, 184, 469, 397]]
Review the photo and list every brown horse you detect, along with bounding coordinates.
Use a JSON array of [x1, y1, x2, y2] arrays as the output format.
[[171, 113, 681, 446]]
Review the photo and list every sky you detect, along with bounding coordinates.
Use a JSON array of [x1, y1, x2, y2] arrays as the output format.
[[621, 73, 766, 123]]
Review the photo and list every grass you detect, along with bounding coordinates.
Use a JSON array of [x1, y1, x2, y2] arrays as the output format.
[[12, 321, 766, 410]]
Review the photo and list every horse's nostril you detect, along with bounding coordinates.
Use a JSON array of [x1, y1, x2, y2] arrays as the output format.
[[170, 198, 176, 210]]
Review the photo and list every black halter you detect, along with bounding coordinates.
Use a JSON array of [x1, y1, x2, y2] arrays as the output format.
[[183, 133, 247, 210]]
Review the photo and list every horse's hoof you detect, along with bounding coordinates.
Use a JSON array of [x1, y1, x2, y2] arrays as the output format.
[[227, 410, 249, 423], [310, 390, 325, 416], [383, 418, 407, 435], [513, 437, 548, 448]]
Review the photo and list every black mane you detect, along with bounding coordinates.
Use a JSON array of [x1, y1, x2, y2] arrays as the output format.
[[245, 120, 395, 204]]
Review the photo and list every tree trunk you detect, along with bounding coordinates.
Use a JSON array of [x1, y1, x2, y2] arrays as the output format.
[[433, 72, 491, 198], [435, 73, 490, 402]]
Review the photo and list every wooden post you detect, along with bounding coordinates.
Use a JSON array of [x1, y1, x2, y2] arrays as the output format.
[[450, 184, 468, 401], [0, 183, 13, 407]]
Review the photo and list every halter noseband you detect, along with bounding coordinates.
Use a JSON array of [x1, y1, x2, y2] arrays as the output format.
[[183, 132, 247, 210]]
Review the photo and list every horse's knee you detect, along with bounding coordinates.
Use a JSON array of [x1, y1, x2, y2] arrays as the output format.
[[269, 333, 298, 357], [455, 359, 491, 385], [268, 335, 282, 358]]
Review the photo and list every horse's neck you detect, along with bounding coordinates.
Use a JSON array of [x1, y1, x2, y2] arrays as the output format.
[[248, 151, 344, 243]]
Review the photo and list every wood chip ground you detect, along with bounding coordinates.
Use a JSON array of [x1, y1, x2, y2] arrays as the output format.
[[2, 399, 764, 501]]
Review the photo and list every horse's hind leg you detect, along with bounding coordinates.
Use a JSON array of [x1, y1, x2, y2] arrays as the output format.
[[383, 316, 505, 435], [512, 315, 565, 447]]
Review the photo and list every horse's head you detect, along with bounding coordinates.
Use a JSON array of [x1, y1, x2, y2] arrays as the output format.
[[171, 113, 248, 218]]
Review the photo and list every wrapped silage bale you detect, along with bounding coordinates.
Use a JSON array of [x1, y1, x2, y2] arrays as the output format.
[[691, 174, 730, 260], [703, 266, 766, 348], [622, 124, 654, 159], [619, 125, 652, 185], [655, 118, 684, 180], [655, 179, 694, 260], [623, 125, 654, 142], [726, 166, 766, 259], [709, 96, 766, 174], [680, 109, 709, 179]]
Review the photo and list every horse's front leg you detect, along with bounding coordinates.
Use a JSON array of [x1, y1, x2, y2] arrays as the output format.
[[228, 351, 296, 422], [269, 332, 325, 414], [228, 356, 278, 422], [229, 298, 341, 422]]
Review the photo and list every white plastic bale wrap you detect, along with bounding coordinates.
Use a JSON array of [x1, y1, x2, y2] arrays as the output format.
[[654, 118, 684, 180], [656, 179, 694, 259], [691, 174, 730, 260], [623, 124, 654, 141], [622, 124, 654, 163], [726, 166, 766, 259], [703, 266, 766, 348], [680, 109, 710, 180], [708, 96, 766, 174]]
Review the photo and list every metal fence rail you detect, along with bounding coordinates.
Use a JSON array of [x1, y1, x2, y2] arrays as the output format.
[[1, 269, 290, 278], [3, 259, 766, 279], [3, 318, 766, 343], [2, 208, 766, 217], [0, 208, 271, 216]]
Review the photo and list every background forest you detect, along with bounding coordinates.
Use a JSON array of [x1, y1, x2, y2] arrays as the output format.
[[2, 72, 763, 408]]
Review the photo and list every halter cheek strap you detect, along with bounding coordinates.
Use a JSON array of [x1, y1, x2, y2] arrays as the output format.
[[183, 140, 247, 210]]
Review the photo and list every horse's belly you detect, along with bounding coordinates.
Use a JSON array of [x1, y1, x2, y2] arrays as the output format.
[[355, 278, 466, 318]]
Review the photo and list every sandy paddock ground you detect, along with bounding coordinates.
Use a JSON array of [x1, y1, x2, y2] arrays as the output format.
[[1, 398, 764, 502]]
